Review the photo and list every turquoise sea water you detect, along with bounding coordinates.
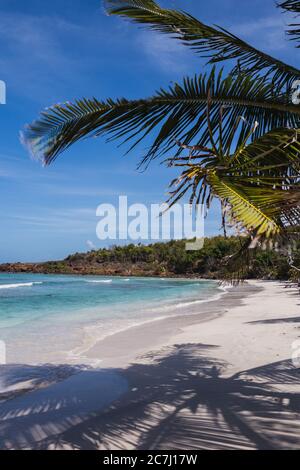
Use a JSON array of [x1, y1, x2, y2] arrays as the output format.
[[0, 273, 223, 364]]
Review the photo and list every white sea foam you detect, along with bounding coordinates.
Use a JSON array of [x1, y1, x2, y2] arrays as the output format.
[[219, 283, 233, 292], [146, 287, 227, 312], [0, 282, 42, 290], [86, 280, 113, 284]]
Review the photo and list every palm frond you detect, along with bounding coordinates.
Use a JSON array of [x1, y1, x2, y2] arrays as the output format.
[[219, 236, 255, 282], [231, 128, 300, 172], [167, 127, 300, 241], [206, 174, 283, 238], [22, 69, 300, 165], [106, 0, 300, 87], [279, 0, 300, 13], [279, 1, 300, 46], [208, 176, 300, 244]]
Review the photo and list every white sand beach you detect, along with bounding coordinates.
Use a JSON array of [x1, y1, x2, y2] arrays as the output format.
[[1, 280, 300, 450]]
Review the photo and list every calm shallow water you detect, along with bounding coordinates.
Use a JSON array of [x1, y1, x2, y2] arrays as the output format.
[[0, 273, 223, 364]]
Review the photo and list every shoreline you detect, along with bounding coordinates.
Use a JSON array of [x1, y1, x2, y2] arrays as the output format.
[[0, 276, 223, 365], [1, 280, 300, 449], [0, 269, 222, 280], [0, 280, 245, 399], [83, 281, 244, 368], [67, 280, 231, 365], [0, 277, 225, 387]]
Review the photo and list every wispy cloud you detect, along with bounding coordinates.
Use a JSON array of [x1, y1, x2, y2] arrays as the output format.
[[137, 30, 194, 73], [86, 239, 97, 250], [2, 207, 97, 233], [42, 184, 130, 197], [0, 10, 100, 101], [0, 6, 158, 104], [134, 12, 293, 73], [0, 12, 81, 59], [230, 14, 292, 52], [0, 153, 165, 201]]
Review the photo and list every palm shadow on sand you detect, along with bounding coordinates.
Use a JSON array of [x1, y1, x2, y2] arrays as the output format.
[[1, 343, 299, 450]]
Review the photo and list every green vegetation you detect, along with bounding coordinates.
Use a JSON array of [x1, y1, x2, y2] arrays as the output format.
[[1, 236, 299, 280]]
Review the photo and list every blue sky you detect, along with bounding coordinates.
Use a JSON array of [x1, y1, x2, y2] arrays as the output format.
[[0, 0, 297, 262]]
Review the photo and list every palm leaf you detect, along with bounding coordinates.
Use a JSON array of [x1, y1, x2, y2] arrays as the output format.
[[279, 0, 300, 46], [22, 69, 300, 165], [106, 0, 300, 87], [167, 127, 300, 240], [205, 174, 282, 237], [230, 128, 300, 172], [279, 0, 300, 13]]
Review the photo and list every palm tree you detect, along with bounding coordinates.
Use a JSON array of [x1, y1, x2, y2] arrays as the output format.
[[22, 0, 300, 276]]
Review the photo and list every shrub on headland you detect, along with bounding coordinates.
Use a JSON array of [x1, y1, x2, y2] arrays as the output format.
[[1, 236, 299, 280]]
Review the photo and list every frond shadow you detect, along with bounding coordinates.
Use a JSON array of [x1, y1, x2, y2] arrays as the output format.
[[5, 343, 296, 451]]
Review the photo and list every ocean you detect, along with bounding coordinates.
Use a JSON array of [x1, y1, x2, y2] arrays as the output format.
[[0, 273, 224, 364]]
